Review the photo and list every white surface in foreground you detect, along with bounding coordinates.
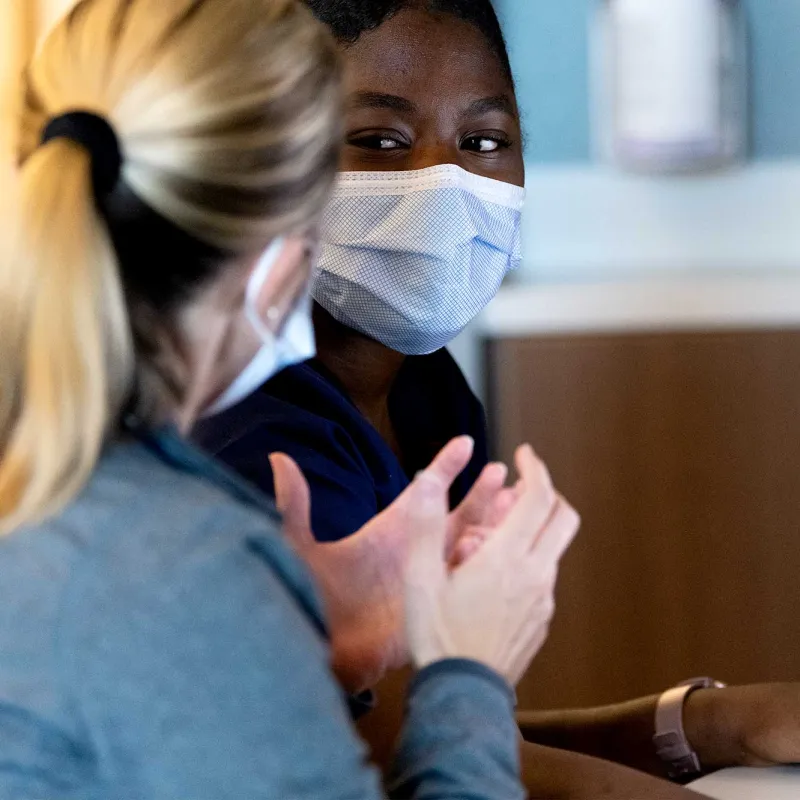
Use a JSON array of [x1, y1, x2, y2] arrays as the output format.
[[689, 767, 800, 799]]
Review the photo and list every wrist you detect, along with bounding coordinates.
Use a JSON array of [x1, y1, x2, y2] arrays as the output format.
[[683, 686, 744, 771]]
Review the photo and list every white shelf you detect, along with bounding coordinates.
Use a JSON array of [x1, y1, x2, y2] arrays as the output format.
[[518, 162, 800, 282], [449, 276, 800, 398], [478, 276, 800, 338]]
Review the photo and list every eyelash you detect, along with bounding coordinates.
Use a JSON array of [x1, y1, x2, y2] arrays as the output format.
[[347, 133, 514, 153]]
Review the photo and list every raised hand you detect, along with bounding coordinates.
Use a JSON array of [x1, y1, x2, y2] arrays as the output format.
[[405, 444, 580, 685], [271, 436, 481, 692], [272, 439, 578, 693]]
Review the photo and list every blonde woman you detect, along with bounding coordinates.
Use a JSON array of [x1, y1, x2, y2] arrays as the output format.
[[0, 0, 579, 797]]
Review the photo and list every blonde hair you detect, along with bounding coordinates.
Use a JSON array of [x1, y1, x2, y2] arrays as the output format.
[[0, 0, 341, 535]]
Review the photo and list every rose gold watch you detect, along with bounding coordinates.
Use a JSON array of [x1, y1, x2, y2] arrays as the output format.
[[653, 677, 727, 780]]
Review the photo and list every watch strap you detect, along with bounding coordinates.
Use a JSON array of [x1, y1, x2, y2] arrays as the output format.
[[653, 677, 726, 780]]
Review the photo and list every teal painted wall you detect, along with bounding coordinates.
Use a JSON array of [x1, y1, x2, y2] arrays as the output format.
[[499, 0, 800, 163]]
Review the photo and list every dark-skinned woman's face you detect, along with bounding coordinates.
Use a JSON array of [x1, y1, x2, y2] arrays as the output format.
[[339, 8, 525, 188]]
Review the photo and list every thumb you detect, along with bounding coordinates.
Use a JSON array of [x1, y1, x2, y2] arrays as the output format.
[[425, 435, 475, 491], [270, 453, 314, 550], [405, 471, 449, 589], [394, 435, 474, 514]]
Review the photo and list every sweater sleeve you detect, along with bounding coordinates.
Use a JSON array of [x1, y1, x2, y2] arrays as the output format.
[[63, 534, 524, 800], [391, 660, 524, 800]]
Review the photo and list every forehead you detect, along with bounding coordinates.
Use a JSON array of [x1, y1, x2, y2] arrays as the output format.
[[341, 8, 516, 110]]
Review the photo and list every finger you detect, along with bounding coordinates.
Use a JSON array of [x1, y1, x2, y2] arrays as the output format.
[[446, 462, 507, 558], [418, 435, 475, 494], [528, 495, 581, 565], [489, 446, 558, 552], [486, 486, 518, 527], [405, 471, 450, 588], [396, 436, 474, 522], [269, 453, 314, 549], [449, 527, 491, 568], [516, 444, 556, 516], [454, 462, 508, 527]]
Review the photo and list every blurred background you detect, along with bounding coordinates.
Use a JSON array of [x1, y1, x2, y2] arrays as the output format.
[[468, 0, 800, 711], [501, 0, 799, 281], [3, 0, 800, 712]]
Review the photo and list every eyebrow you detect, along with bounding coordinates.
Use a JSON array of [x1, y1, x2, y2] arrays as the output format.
[[347, 92, 417, 113], [465, 94, 516, 118]]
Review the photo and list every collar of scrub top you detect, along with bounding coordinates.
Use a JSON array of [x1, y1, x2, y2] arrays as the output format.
[[123, 416, 377, 719]]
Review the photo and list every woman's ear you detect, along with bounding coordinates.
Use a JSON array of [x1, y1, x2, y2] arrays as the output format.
[[245, 236, 311, 324]]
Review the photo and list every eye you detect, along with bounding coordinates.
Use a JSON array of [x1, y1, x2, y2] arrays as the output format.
[[462, 134, 513, 154], [347, 133, 408, 151]]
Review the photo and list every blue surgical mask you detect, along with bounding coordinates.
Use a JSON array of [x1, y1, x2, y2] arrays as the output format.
[[206, 237, 315, 416], [312, 165, 525, 355]]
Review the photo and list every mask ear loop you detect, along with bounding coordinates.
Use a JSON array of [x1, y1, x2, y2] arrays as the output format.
[[245, 236, 286, 343]]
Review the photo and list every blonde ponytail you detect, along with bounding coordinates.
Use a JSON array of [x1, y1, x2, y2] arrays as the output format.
[[0, 139, 133, 534], [0, 0, 341, 535]]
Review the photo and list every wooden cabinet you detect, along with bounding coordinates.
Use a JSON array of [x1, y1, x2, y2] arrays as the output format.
[[487, 329, 800, 710]]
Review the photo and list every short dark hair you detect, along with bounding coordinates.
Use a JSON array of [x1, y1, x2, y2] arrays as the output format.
[[303, 0, 513, 83]]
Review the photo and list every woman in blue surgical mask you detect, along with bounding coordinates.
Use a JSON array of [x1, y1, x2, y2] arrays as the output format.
[[195, 1, 800, 797], [0, 0, 582, 797]]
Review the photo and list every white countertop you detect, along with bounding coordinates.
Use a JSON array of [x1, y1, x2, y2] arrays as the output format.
[[689, 766, 800, 799], [478, 276, 800, 338]]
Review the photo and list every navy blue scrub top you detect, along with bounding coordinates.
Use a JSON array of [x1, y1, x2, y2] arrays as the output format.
[[194, 349, 489, 543]]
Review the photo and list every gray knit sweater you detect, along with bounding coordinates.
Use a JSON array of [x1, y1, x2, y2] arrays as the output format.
[[0, 433, 524, 799]]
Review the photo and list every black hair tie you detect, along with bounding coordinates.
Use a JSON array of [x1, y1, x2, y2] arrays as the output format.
[[41, 111, 122, 197]]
